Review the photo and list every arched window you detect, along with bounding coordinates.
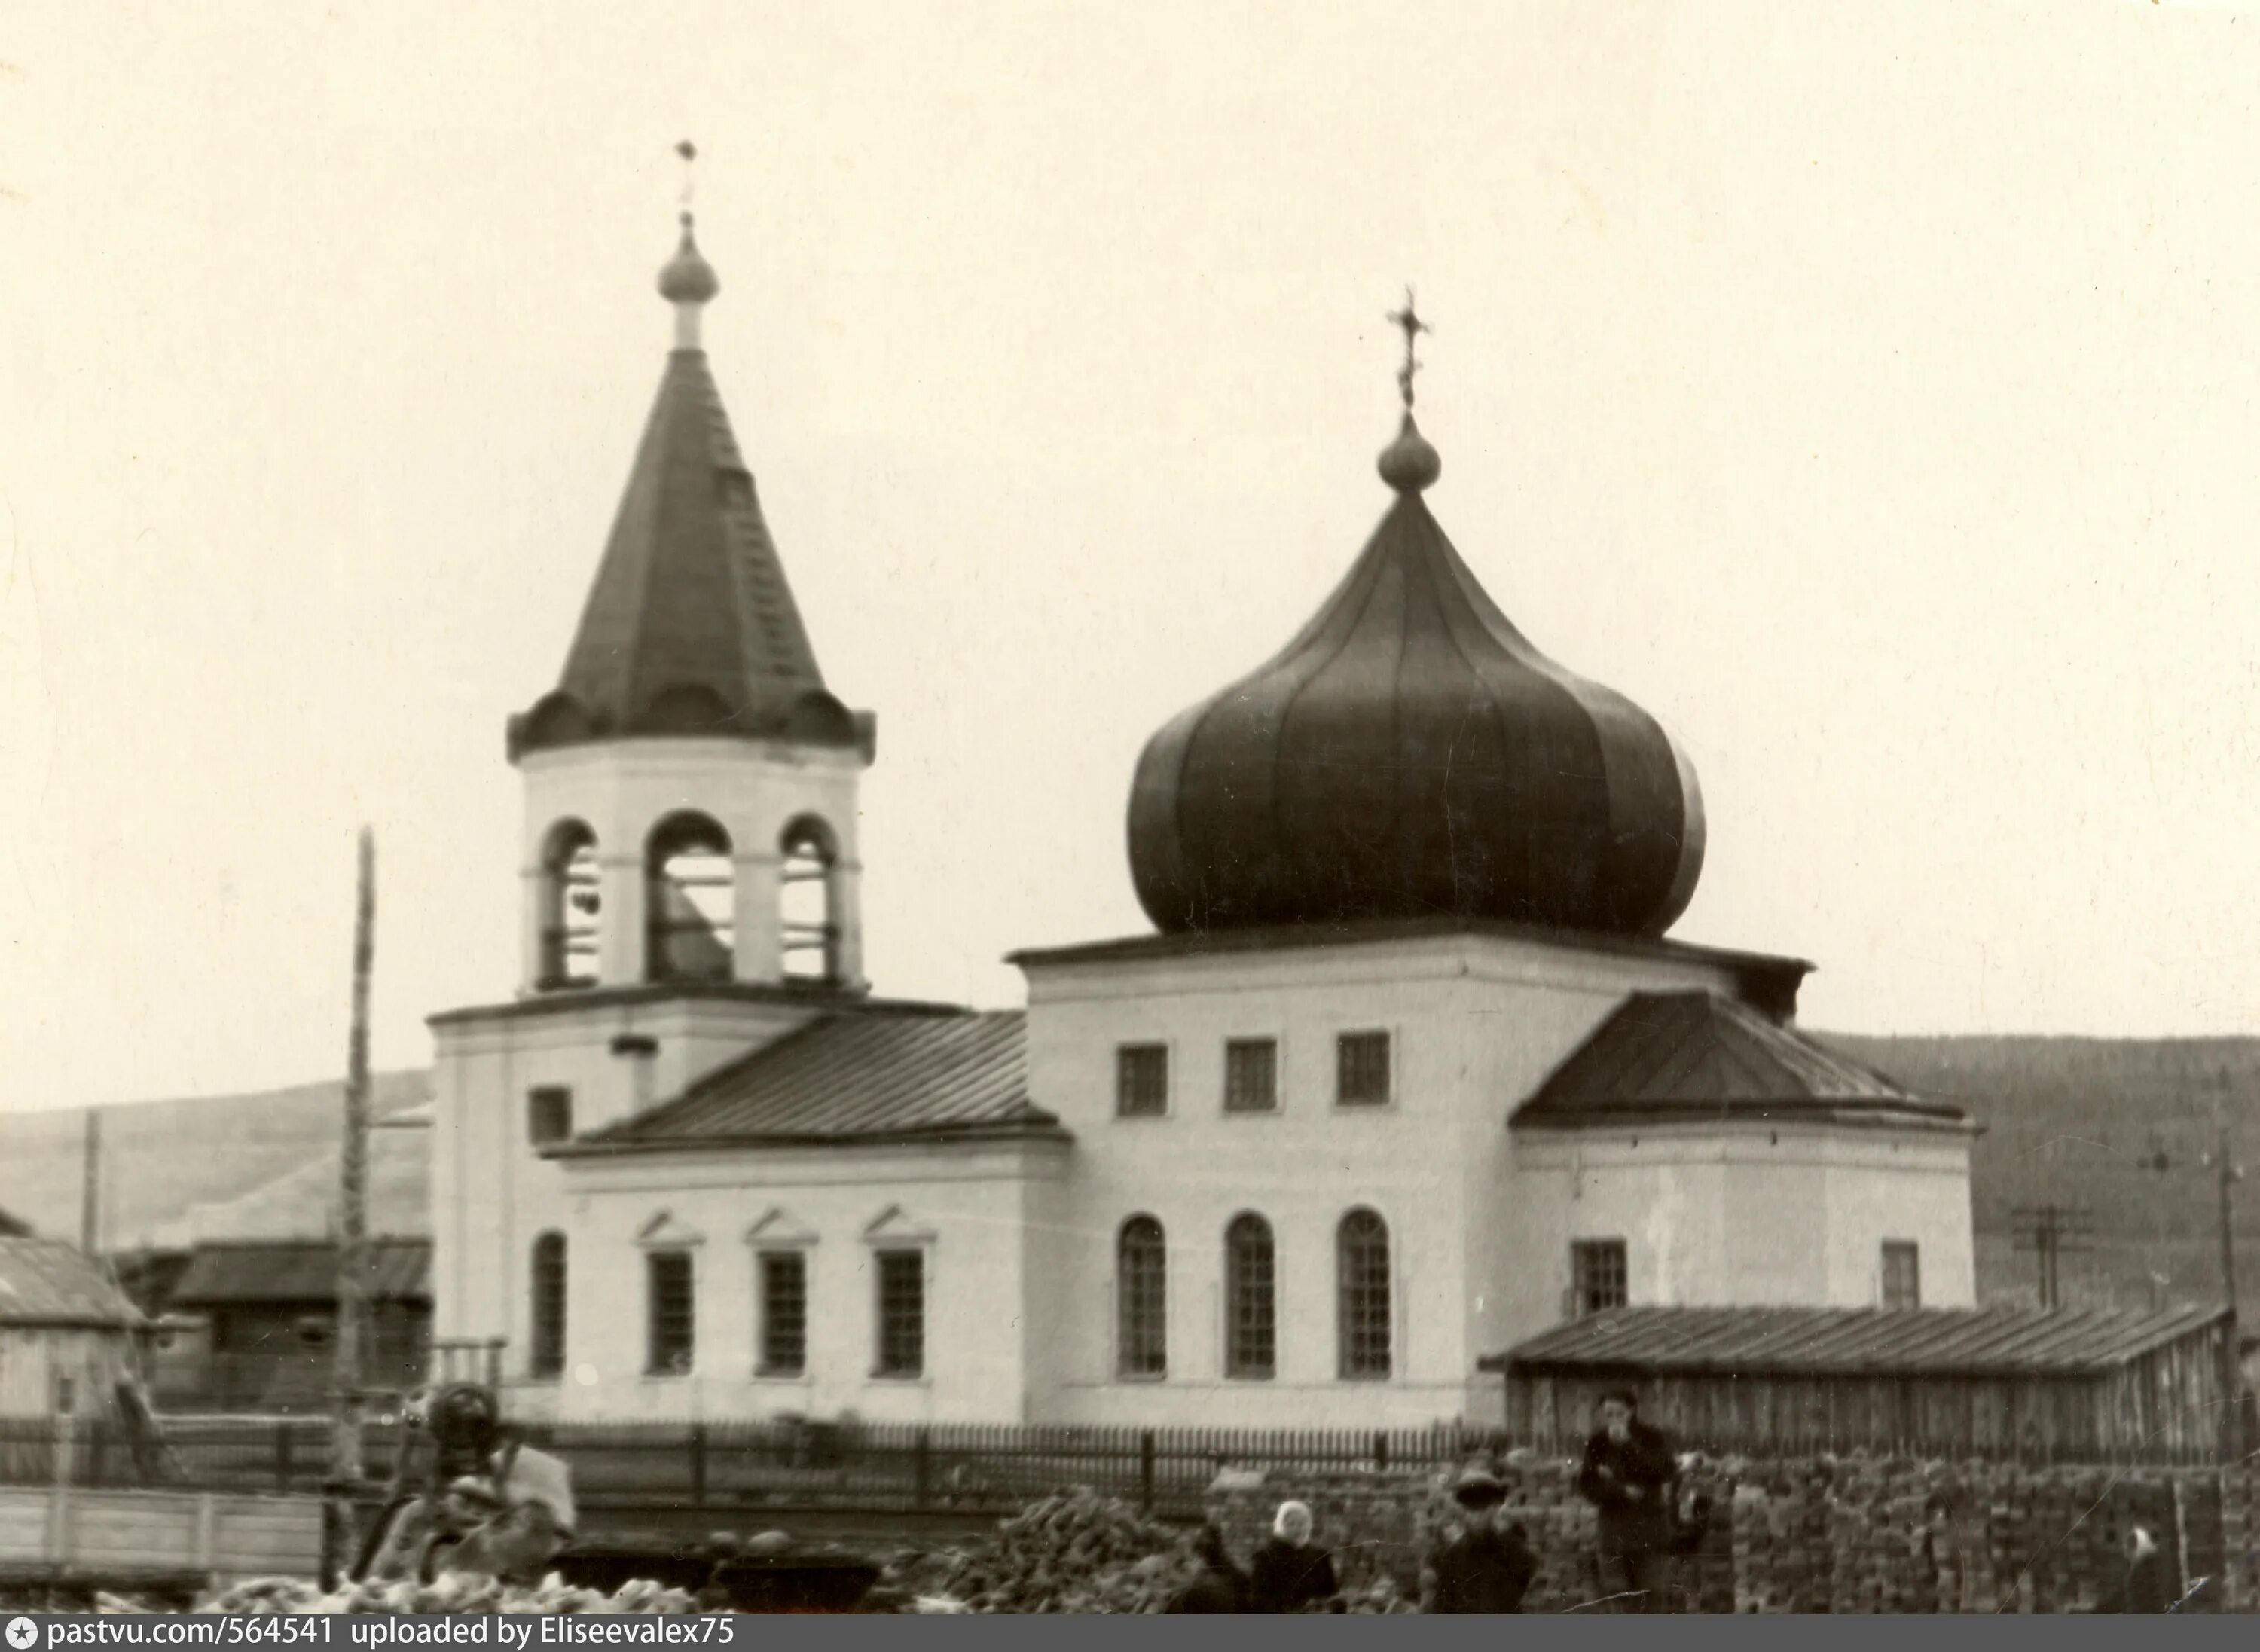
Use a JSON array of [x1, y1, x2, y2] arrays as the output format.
[[1225, 1214, 1275, 1379], [646, 812, 735, 982], [536, 821, 600, 990], [777, 816, 840, 983], [529, 1232, 567, 1379], [1117, 1215, 1167, 1378], [1336, 1208, 1391, 1380]]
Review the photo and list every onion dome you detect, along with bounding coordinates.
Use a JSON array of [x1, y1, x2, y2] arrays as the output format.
[[1127, 402, 1706, 939], [658, 211, 719, 306]]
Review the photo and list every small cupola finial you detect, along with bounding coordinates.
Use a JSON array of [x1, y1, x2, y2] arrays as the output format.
[[1378, 286, 1440, 493], [658, 141, 719, 348]]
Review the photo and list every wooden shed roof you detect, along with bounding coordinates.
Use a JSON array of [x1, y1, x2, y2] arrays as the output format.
[[1486, 1304, 2228, 1380]]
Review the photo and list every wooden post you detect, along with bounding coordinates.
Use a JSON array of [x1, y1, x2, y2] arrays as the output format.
[[80, 1109, 102, 1256], [1138, 1431, 1156, 1513], [324, 829, 376, 1581], [913, 1428, 932, 1509], [689, 1424, 709, 1504], [2214, 1083, 2244, 1460], [275, 1421, 295, 1492]]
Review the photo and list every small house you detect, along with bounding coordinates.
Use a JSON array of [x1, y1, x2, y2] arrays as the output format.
[[162, 1238, 430, 1412], [0, 1236, 145, 1418], [1486, 1302, 2234, 1464]]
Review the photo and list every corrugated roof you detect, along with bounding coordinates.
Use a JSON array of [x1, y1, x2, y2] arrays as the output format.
[[0, 1238, 145, 1329], [1486, 1304, 2229, 1379], [563, 1010, 1059, 1152], [169, 1238, 430, 1307], [1510, 991, 1968, 1130]]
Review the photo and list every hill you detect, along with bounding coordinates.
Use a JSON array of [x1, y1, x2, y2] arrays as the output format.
[[0, 1071, 431, 1247], [1819, 1033, 2260, 1321]]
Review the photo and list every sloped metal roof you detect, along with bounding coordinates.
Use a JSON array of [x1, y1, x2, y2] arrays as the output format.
[[170, 1238, 430, 1307], [561, 1010, 1058, 1153], [1510, 991, 1968, 1130], [1486, 1304, 2229, 1379], [0, 1238, 145, 1329]]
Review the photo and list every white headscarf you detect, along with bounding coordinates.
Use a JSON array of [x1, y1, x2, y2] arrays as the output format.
[[1274, 1500, 1313, 1544]]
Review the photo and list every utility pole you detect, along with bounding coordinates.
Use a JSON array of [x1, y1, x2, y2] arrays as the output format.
[[2207, 1072, 2245, 1459], [324, 828, 375, 1586], [2011, 1202, 2092, 1310], [79, 1107, 102, 1256]]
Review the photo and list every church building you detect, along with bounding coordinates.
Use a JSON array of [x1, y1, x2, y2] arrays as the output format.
[[428, 212, 1978, 1428]]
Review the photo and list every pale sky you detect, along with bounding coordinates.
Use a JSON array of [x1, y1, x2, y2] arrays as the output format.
[[5, 1, 2258, 1116]]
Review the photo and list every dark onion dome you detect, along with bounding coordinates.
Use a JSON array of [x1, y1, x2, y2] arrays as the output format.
[[658, 212, 719, 304], [1127, 411, 1705, 938]]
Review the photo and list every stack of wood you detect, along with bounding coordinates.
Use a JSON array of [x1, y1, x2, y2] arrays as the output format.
[[2219, 1467, 2260, 1611]]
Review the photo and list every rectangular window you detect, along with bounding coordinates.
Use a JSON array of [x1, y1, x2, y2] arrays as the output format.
[[1882, 1241, 1921, 1311], [1572, 1239, 1629, 1317], [1116, 1043, 1169, 1117], [527, 1086, 573, 1146], [1336, 1031, 1392, 1107], [646, 1250, 695, 1375], [875, 1250, 925, 1378], [758, 1252, 808, 1376], [1223, 1038, 1278, 1113]]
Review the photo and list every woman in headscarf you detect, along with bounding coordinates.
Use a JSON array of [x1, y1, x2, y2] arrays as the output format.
[[1248, 1500, 1341, 1614]]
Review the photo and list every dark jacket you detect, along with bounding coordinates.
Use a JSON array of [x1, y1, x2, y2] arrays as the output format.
[[1428, 1525, 1537, 1614], [1577, 1421, 1678, 1553], [2095, 1547, 2172, 1614], [1248, 1537, 1339, 1614], [1165, 1565, 1245, 1614]]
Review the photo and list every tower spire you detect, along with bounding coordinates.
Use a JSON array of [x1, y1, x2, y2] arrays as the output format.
[[1377, 287, 1440, 493], [658, 141, 719, 350]]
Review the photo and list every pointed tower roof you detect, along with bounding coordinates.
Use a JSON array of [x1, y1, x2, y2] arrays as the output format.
[[508, 213, 870, 763]]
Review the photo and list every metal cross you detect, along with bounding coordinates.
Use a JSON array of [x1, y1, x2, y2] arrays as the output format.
[[1387, 287, 1431, 410], [676, 139, 698, 207]]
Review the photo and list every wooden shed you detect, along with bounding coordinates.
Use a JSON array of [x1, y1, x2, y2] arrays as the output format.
[[1484, 1303, 2234, 1464], [0, 1237, 146, 1419]]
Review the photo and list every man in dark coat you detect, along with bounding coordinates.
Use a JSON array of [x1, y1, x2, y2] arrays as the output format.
[[1248, 1500, 1341, 1613], [1165, 1523, 1248, 1614], [2094, 1525, 2173, 1614], [1425, 1467, 1538, 1614], [1576, 1388, 1678, 1614]]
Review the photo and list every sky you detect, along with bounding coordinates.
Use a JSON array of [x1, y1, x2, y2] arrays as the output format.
[[4, 0, 2259, 1116]]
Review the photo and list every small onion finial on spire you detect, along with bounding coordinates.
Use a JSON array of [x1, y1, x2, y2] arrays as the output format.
[[658, 142, 719, 347], [1378, 287, 1440, 492]]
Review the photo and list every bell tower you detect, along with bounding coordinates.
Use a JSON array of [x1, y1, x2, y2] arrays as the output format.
[[506, 209, 875, 1000]]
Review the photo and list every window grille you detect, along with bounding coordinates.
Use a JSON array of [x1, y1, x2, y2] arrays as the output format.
[[1337, 1208, 1392, 1379], [1225, 1214, 1275, 1379], [1224, 1039, 1278, 1113], [778, 818, 841, 984], [1572, 1239, 1629, 1316], [1882, 1241, 1922, 1310], [646, 1250, 695, 1375], [529, 1232, 567, 1379], [1336, 1031, 1392, 1107], [527, 1086, 573, 1147], [1116, 1044, 1169, 1117], [759, 1251, 808, 1376], [875, 1250, 925, 1377], [1117, 1217, 1168, 1378]]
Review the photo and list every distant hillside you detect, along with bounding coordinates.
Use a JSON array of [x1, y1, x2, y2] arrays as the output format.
[[1819, 1034, 2260, 1322], [0, 1072, 431, 1247]]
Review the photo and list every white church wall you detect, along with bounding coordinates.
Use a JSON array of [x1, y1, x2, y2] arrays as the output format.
[[427, 994, 820, 1388], [1017, 929, 1756, 1427], [1819, 1141, 1978, 1307], [548, 1139, 1064, 1424]]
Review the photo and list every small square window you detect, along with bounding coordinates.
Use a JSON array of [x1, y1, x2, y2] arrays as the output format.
[[1336, 1031, 1391, 1107], [759, 1251, 808, 1376], [1572, 1239, 1628, 1317], [1224, 1039, 1278, 1113], [527, 1086, 573, 1146], [875, 1250, 925, 1378], [1882, 1241, 1921, 1311], [1116, 1044, 1169, 1117]]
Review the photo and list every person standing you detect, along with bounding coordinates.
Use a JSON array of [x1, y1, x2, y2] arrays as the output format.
[[1248, 1500, 1341, 1613], [1576, 1389, 1678, 1614], [1165, 1522, 1249, 1614], [1425, 1467, 1538, 1614]]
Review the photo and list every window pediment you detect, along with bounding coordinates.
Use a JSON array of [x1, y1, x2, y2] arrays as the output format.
[[637, 1210, 706, 1248], [862, 1204, 936, 1246], [745, 1207, 820, 1248]]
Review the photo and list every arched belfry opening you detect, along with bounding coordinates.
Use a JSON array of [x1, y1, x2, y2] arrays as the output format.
[[646, 811, 736, 983], [777, 815, 841, 985], [536, 820, 601, 991]]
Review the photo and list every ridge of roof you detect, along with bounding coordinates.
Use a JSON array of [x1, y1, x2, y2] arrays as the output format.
[[1510, 989, 1968, 1131], [0, 1236, 147, 1329]]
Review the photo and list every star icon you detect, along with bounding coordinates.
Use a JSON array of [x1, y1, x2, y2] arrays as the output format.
[[7, 1617, 40, 1650]]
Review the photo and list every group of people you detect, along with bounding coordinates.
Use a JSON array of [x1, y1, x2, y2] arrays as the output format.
[[1168, 1388, 1691, 1615]]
